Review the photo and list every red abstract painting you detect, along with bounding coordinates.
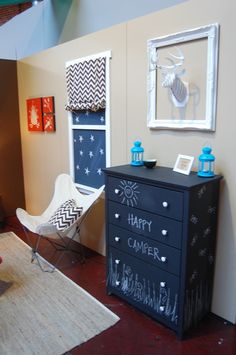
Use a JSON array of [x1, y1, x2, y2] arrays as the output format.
[[42, 96, 55, 132], [27, 98, 43, 132]]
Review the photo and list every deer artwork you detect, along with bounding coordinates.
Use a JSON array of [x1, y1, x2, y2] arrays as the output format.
[[151, 46, 189, 108]]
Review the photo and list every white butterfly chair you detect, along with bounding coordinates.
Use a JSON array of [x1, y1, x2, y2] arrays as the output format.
[[16, 174, 104, 272]]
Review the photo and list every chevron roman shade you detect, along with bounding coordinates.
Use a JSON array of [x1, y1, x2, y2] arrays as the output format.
[[65, 57, 106, 112]]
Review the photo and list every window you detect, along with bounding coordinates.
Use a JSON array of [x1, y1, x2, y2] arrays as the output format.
[[66, 51, 111, 191]]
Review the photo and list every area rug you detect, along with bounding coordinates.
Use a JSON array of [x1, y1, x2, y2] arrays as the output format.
[[0, 232, 119, 355]]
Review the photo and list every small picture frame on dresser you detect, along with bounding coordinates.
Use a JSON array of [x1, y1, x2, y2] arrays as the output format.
[[173, 154, 194, 175]]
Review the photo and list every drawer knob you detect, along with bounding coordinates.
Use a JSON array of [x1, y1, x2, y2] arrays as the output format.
[[114, 236, 120, 242], [115, 259, 120, 264], [114, 188, 120, 195], [162, 201, 168, 208], [161, 256, 167, 263], [161, 229, 168, 236], [159, 306, 165, 312], [115, 280, 120, 286], [114, 213, 120, 219], [160, 281, 166, 288]]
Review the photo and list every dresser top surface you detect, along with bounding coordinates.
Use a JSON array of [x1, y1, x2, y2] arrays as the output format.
[[103, 165, 222, 190]]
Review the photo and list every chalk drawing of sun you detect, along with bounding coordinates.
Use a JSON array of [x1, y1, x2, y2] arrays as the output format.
[[119, 180, 140, 207]]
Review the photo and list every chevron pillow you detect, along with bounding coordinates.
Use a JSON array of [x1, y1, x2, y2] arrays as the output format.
[[48, 199, 83, 231]]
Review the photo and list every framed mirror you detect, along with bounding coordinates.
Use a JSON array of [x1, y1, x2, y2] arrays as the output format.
[[147, 24, 219, 131]]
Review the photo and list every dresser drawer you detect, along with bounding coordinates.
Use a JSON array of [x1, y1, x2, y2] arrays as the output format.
[[107, 247, 179, 328], [108, 201, 182, 249], [109, 224, 181, 275], [107, 176, 183, 220]]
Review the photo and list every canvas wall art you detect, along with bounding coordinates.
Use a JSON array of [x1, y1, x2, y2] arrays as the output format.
[[26, 98, 43, 132], [42, 96, 55, 132]]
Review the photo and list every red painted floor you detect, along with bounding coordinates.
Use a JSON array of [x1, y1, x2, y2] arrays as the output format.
[[1, 217, 235, 355]]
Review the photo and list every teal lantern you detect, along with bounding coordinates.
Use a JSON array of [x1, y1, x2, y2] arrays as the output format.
[[131, 140, 144, 166], [198, 147, 215, 177]]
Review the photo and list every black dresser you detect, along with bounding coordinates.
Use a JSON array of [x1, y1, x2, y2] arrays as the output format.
[[103, 164, 222, 338]]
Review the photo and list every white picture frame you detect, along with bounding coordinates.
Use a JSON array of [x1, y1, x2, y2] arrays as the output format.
[[173, 154, 194, 175], [147, 23, 219, 131]]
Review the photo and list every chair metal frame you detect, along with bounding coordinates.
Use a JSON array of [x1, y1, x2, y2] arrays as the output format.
[[17, 174, 104, 272]]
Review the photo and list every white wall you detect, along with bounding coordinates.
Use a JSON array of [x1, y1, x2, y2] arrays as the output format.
[[0, 0, 187, 60], [59, 0, 189, 43], [0, 0, 72, 59]]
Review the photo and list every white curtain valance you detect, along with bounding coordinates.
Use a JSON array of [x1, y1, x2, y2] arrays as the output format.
[[65, 57, 106, 112]]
